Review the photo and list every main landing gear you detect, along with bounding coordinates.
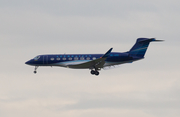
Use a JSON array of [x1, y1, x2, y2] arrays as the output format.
[[90, 70, 100, 76], [34, 66, 38, 74]]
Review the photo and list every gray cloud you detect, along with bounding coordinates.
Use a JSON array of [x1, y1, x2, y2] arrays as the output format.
[[0, 0, 180, 117]]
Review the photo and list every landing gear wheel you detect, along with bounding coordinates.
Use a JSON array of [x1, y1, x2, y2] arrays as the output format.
[[34, 66, 38, 74], [91, 70, 95, 75], [95, 71, 99, 76]]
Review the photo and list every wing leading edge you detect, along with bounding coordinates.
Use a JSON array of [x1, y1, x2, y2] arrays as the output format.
[[67, 48, 113, 69]]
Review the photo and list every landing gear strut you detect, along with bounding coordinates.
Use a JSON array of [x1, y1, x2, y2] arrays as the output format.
[[90, 70, 100, 76], [34, 66, 38, 74]]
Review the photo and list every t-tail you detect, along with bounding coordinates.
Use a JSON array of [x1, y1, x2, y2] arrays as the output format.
[[129, 38, 163, 58]]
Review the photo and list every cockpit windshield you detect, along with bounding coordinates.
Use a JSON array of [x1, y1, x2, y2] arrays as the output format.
[[33, 56, 40, 61]]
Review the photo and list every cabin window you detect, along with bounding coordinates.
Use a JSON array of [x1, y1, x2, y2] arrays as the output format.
[[74, 57, 78, 60], [51, 58, 54, 61], [80, 57, 84, 60], [92, 57, 96, 60], [86, 57, 90, 60], [69, 58, 72, 60], [62, 58, 66, 60], [57, 58, 60, 60]]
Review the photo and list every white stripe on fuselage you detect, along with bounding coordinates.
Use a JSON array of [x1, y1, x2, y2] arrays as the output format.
[[49, 60, 91, 67], [49, 59, 138, 69]]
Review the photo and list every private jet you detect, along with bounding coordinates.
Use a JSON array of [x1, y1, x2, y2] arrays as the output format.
[[25, 38, 163, 75]]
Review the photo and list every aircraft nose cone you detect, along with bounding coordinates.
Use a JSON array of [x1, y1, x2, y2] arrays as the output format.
[[25, 60, 32, 65]]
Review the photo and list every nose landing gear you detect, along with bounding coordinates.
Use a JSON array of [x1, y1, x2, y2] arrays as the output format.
[[34, 66, 38, 74]]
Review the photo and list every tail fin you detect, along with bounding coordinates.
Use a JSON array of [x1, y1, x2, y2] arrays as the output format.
[[129, 38, 163, 58]]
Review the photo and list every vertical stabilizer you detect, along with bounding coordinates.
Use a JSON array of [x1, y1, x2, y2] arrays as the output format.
[[129, 38, 160, 58]]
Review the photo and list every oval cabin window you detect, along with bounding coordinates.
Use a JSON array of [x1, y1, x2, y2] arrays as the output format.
[[74, 57, 78, 60], [51, 58, 54, 61]]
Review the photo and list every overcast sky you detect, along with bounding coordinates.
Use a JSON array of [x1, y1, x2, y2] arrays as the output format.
[[0, 0, 180, 117]]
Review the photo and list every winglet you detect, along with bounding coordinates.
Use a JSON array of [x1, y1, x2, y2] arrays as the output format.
[[101, 48, 113, 58]]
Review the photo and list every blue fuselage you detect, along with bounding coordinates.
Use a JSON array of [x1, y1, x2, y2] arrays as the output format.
[[25, 52, 141, 68]]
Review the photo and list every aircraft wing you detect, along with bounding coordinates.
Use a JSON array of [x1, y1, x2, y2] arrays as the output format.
[[67, 48, 113, 69]]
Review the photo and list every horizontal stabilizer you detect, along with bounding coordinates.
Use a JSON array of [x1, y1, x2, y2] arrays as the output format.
[[149, 38, 164, 42], [138, 38, 164, 43], [153, 40, 164, 42]]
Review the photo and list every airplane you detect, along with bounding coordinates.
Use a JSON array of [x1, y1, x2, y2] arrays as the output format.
[[25, 38, 163, 76]]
